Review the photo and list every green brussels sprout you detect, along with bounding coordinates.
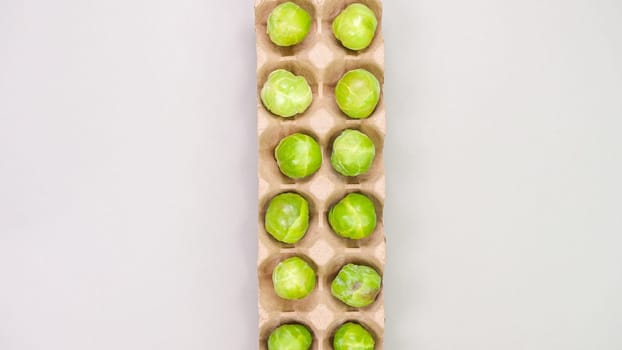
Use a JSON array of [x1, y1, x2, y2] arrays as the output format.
[[265, 193, 309, 244], [328, 193, 376, 240], [332, 3, 378, 51], [275, 133, 322, 179], [333, 322, 375, 350], [267, 2, 312, 47], [331, 129, 376, 177], [268, 323, 313, 350], [331, 263, 382, 308], [335, 69, 380, 119], [272, 256, 316, 300], [261, 69, 313, 118]]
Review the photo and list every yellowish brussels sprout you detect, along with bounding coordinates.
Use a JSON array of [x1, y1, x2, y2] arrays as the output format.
[[272, 256, 316, 300], [265, 192, 309, 244], [332, 3, 378, 51], [261, 69, 312, 118], [268, 323, 313, 350], [335, 69, 380, 119], [275, 133, 322, 179], [331, 263, 382, 308], [331, 129, 376, 177], [333, 322, 375, 350], [267, 2, 312, 47], [328, 193, 376, 240]]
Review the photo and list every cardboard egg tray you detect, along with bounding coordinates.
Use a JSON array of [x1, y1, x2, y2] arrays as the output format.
[[255, 0, 385, 348]]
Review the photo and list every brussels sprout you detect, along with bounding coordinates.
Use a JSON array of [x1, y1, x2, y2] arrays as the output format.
[[328, 193, 376, 240], [267, 2, 312, 47], [331, 263, 382, 308], [332, 3, 378, 51], [275, 133, 322, 179], [331, 129, 376, 177], [265, 193, 309, 244], [273, 256, 316, 300], [335, 69, 380, 119], [268, 323, 313, 350], [333, 322, 375, 350], [261, 69, 313, 118]]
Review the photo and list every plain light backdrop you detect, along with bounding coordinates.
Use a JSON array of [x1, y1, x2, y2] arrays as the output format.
[[1, 0, 621, 349]]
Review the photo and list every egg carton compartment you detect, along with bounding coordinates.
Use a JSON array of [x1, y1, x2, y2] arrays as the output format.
[[323, 189, 385, 249], [323, 124, 385, 185], [259, 316, 319, 350], [320, 0, 384, 57], [320, 253, 385, 312], [256, 0, 385, 348], [258, 188, 322, 249], [321, 315, 384, 350], [258, 125, 326, 186], [255, 0, 319, 58], [258, 253, 323, 313]]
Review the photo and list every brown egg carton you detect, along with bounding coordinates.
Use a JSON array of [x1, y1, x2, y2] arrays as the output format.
[[255, 0, 385, 349]]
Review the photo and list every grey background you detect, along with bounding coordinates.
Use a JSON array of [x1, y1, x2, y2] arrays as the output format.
[[1, 0, 621, 349]]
